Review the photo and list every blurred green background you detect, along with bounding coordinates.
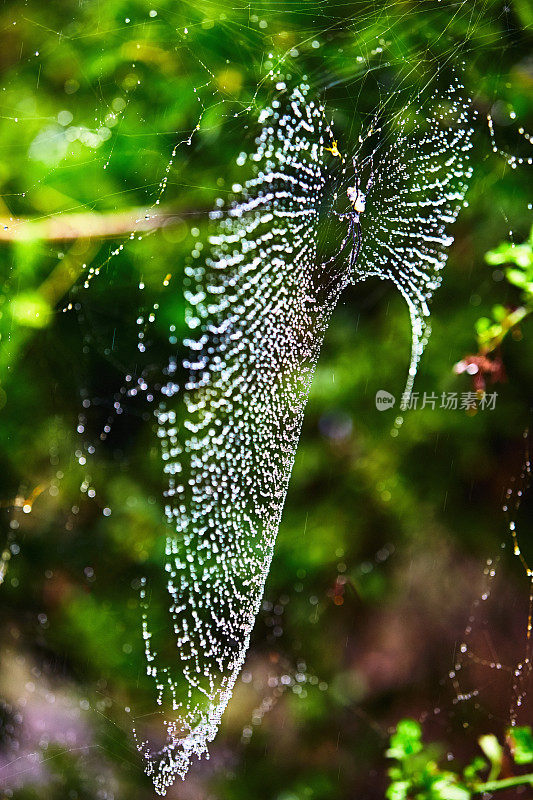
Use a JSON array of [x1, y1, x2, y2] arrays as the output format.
[[0, 1, 532, 798]]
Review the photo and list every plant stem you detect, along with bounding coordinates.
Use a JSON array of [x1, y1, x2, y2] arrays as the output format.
[[474, 772, 533, 792], [480, 305, 531, 354]]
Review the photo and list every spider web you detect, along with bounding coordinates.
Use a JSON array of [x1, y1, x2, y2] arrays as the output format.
[[137, 74, 475, 793]]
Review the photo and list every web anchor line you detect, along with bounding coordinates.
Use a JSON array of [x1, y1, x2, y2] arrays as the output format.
[[450, 429, 532, 728]]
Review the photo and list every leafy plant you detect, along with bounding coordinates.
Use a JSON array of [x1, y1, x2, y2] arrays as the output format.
[[386, 719, 533, 799], [455, 225, 533, 390], [478, 225, 533, 352]]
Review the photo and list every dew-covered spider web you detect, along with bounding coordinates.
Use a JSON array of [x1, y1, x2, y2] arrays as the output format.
[[132, 73, 475, 792]]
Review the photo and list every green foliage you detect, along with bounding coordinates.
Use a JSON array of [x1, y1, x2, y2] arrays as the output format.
[[386, 720, 470, 800], [475, 226, 533, 353], [485, 226, 533, 278], [386, 721, 533, 799]]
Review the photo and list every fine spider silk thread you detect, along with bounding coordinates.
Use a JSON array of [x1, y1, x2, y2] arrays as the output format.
[[136, 76, 475, 794]]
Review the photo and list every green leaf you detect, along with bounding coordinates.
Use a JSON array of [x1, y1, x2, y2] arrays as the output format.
[[506, 268, 528, 289], [475, 316, 491, 334], [386, 780, 410, 800], [485, 243, 516, 265], [491, 304, 507, 322], [508, 726, 533, 765], [431, 775, 471, 800], [463, 756, 487, 781], [387, 719, 423, 760], [486, 240, 533, 271], [388, 766, 403, 781]]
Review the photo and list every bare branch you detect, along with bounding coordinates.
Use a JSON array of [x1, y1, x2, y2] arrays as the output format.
[[0, 206, 189, 242]]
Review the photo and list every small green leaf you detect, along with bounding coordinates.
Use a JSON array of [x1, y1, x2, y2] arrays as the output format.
[[387, 719, 423, 760], [508, 726, 533, 765], [506, 268, 528, 289], [431, 775, 471, 800], [486, 240, 533, 270], [491, 304, 507, 322], [387, 766, 403, 781], [514, 246, 533, 269], [463, 755, 487, 781], [485, 243, 516, 265], [475, 316, 491, 334], [386, 780, 410, 800]]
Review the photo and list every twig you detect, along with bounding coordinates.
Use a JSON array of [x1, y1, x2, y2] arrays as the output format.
[[475, 773, 533, 792], [0, 206, 191, 242]]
